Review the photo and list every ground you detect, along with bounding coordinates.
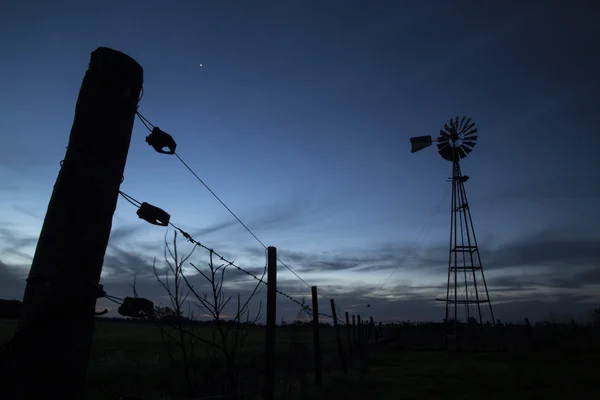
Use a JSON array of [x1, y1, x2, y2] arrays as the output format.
[[1, 319, 598, 399]]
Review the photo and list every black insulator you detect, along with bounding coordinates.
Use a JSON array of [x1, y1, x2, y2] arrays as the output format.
[[146, 127, 177, 155], [136, 202, 170, 226], [117, 297, 155, 318]]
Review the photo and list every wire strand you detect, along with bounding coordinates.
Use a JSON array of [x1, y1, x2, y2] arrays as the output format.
[[116, 190, 330, 318], [174, 152, 267, 248], [136, 111, 154, 131], [118, 190, 142, 207], [173, 151, 313, 288]]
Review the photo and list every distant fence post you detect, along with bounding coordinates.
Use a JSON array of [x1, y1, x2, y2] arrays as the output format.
[[524, 317, 534, 349], [311, 286, 322, 386], [496, 319, 505, 351], [352, 314, 357, 346], [369, 316, 376, 343], [263, 247, 277, 400], [330, 299, 347, 375], [357, 315, 362, 347], [345, 312, 354, 367]]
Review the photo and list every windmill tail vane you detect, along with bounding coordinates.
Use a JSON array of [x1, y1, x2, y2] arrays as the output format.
[[410, 135, 434, 153]]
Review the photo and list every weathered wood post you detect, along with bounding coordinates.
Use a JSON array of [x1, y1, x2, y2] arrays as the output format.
[[357, 315, 362, 346], [263, 246, 277, 400], [345, 311, 354, 367], [352, 314, 357, 346], [330, 299, 347, 375], [0, 47, 143, 399], [496, 319, 505, 350], [311, 286, 322, 385], [369, 316, 376, 343], [524, 317, 535, 349]]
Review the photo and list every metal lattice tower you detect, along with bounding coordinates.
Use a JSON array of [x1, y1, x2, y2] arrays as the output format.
[[410, 116, 494, 348]]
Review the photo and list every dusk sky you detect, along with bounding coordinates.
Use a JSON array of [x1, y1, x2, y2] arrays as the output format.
[[1, 1, 599, 323]]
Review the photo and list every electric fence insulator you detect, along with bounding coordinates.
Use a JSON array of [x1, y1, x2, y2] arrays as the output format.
[[146, 127, 177, 154], [136, 202, 170, 226], [118, 297, 155, 318]]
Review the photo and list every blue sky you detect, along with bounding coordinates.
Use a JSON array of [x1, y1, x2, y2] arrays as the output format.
[[1, 1, 599, 323]]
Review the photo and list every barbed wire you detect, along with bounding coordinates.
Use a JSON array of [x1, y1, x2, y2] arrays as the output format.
[[135, 111, 314, 294], [116, 190, 336, 321]]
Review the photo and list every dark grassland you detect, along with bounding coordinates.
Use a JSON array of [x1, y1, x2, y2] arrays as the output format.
[[1, 318, 598, 399]]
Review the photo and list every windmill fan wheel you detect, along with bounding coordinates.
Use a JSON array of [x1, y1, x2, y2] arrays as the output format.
[[437, 116, 478, 161]]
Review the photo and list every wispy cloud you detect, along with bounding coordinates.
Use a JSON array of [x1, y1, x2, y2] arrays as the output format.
[[1, 221, 599, 323]]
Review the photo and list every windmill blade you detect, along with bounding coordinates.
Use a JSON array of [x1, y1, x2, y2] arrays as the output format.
[[459, 116, 473, 134], [460, 145, 473, 155], [410, 135, 433, 153], [439, 129, 451, 138], [457, 146, 468, 159], [464, 127, 478, 136], [463, 140, 476, 148], [463, 121, 476, 133], [443, 123, 454, 135], [439, 146, 455, 161]]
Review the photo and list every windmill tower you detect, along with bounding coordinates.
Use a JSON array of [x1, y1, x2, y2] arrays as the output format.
[[410, 116, 495, 348]]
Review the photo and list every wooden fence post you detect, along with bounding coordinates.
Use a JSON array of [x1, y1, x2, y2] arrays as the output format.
[[345, 312, 354, 367], [311, 286, 322, 386], [496, 319, 505, 351], [524, 317, 534, 349], [0, 47, 143, 400], [330, 299, 347, 375], [263, 247, 277, 400], [369, 317, 376, 343], [352, 314, 357, 346], [357, 315, 362, 346]]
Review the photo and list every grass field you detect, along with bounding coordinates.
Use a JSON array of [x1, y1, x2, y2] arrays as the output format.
[[1, 319, 598, 399]]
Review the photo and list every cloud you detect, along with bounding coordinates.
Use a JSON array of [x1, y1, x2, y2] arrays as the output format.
[[11, 205, 43, 221], [476, 175, 600, 206], [1, 220, 599, 323]]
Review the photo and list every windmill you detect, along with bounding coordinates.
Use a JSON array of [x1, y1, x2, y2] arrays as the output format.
[[410, 116, 495, 348]]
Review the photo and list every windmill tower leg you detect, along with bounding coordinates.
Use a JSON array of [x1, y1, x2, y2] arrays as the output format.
[[443, 160, 494, 349]]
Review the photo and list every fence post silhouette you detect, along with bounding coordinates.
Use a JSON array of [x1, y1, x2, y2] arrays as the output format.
[[0, 47, 143, 400], [263, 247, 277, 400], [352, 314, 357, 346], [345, 312, 354, 367], [496, 319, 505, 350], [524, 317, 535, 349], [369, 316, 376, 342], [357, 315, 362, 347], [330, 299, 347, 375], [311, 286, 322, 386]]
